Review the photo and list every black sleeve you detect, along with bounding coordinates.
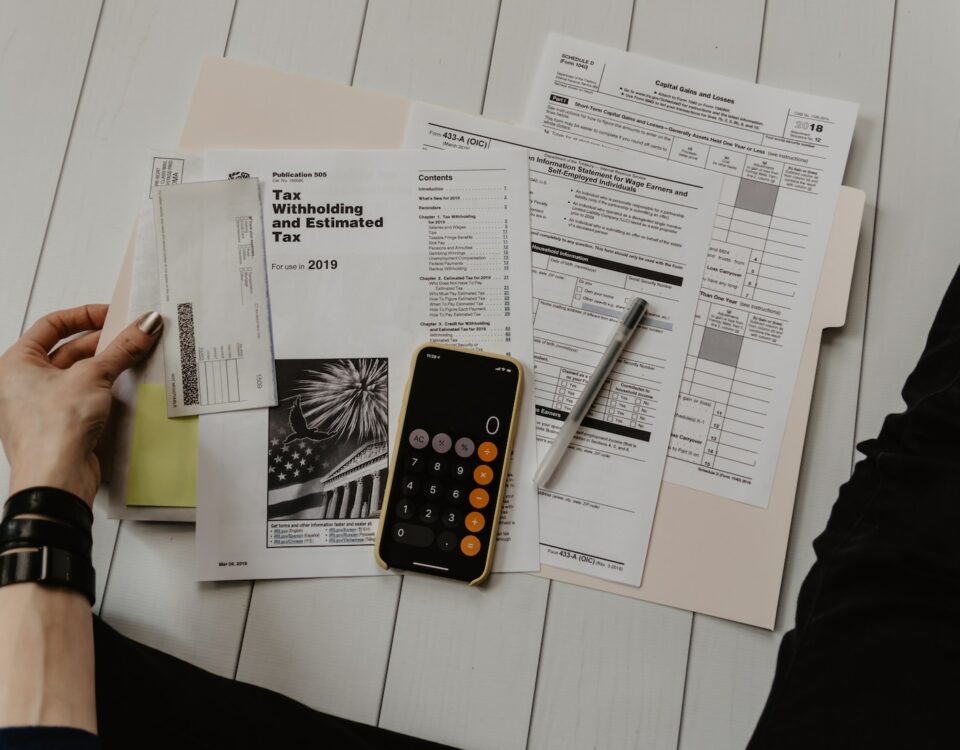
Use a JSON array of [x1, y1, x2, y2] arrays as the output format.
[[0, 727, 98, 749]]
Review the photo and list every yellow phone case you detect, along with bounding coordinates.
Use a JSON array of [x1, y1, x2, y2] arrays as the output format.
[[374, 343, 523, 585]]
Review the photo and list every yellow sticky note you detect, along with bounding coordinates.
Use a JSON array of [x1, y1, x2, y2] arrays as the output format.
[[125, 384, 198, 507]]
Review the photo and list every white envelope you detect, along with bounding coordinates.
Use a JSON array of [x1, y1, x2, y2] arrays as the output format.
[[153, 178, 277, 417]]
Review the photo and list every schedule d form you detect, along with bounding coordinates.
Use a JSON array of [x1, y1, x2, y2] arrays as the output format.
[[526, 35, 858, 507], [405, 104, 720, 584]]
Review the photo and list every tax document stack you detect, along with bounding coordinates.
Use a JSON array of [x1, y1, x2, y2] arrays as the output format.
[[195, 148, 538, 580], [405, 106, 720, 585], [525, 35, 858, 508]]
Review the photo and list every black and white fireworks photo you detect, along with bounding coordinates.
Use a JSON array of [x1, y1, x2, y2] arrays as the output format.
[[267, 358, 389, 522]]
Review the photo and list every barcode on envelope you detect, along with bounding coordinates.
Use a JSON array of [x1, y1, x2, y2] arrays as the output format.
[[176, 303, 200, 406]]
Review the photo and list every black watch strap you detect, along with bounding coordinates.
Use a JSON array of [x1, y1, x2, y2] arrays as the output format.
[[0, 517, 92, 559], [0, 547, 95, 605], [3, 487, 93, 532]]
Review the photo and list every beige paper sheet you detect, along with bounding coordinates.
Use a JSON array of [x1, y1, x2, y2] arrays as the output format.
[[101, 57, 863, 627]]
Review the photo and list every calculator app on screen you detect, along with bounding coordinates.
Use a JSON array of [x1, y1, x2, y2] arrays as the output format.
[[375, 344, 522, 584]]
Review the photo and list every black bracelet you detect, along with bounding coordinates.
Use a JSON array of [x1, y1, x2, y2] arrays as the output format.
[[0, 517, 92, 559], [0, 547, 95, 605], [3, 487, 93, 532]]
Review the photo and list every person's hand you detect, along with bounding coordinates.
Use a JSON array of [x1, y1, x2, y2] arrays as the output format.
[[0, 305, 162, 506]]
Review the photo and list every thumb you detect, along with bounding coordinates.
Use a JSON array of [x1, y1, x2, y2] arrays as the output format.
[[92, 311, 163, 383]]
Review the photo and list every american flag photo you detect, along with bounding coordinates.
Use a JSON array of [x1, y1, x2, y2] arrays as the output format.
[[267, 358, 389, 522]]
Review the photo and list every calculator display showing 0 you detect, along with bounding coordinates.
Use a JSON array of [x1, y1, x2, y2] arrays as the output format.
[[374, 344, 522, 584]]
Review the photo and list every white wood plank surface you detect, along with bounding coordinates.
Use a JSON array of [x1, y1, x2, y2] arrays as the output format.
[[0, 0, 100, 351], [237, 576, 401, 724], [482, 0, 634, 123], [678, 2, 896, 748], [856, 0, 960, 444], [227, 0, 367, 82], [2, 3, 930, 744], [225, 0, 406, 722], [22, 0, 238, 663], [22, 0, 233, 324], [380, 573, 550, 749], [354, 0, 500, 113], [628, 0, 765, 78], [528, 584, 692, 750]]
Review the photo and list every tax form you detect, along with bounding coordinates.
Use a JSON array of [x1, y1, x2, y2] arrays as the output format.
[[195, 148, 539, 580], [404, 104, 720, 584], [526, 35, 858, 507]]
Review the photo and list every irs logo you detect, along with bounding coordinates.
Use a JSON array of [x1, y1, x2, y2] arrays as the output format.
[[228, 171, 251, 179]]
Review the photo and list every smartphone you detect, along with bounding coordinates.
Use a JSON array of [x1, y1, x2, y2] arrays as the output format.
[[375, 343, 523, 584]]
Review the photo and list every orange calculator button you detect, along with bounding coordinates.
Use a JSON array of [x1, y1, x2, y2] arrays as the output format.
[[478, 441, 498, 462], [460, 535, 481, 557], [473, 465, 493, 485], [469, 488, 490, 509], [465, 511, 486, 533]]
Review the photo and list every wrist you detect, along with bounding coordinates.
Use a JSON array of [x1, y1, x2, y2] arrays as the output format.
[[8, 467, 94, 508], [0, 582, 97, 733], [5, 434, 94, 506]]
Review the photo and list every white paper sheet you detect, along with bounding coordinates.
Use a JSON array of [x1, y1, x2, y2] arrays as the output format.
[[404, 104, 720, 584], [195, 148, 539, 580], [153, 178, 277, 417], [524, 35, 858, 508]]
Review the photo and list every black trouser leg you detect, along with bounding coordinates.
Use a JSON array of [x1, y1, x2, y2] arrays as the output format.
[[93, 616, 454, 749], [749, 266, 960, 748]]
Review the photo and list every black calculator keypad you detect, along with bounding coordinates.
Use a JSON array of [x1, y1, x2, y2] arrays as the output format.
[[388, 426, 504, 574], [377, 345, 520, 583]]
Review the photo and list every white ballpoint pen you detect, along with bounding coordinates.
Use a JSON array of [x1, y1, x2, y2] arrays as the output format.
[[535, 297, 649, 488]]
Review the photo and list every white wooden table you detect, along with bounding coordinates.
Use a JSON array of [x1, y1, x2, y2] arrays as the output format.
[[2, 1, 956, 747]]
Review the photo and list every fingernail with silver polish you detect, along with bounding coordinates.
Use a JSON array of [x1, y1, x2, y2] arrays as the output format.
[[138, 311, 163, 336]]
